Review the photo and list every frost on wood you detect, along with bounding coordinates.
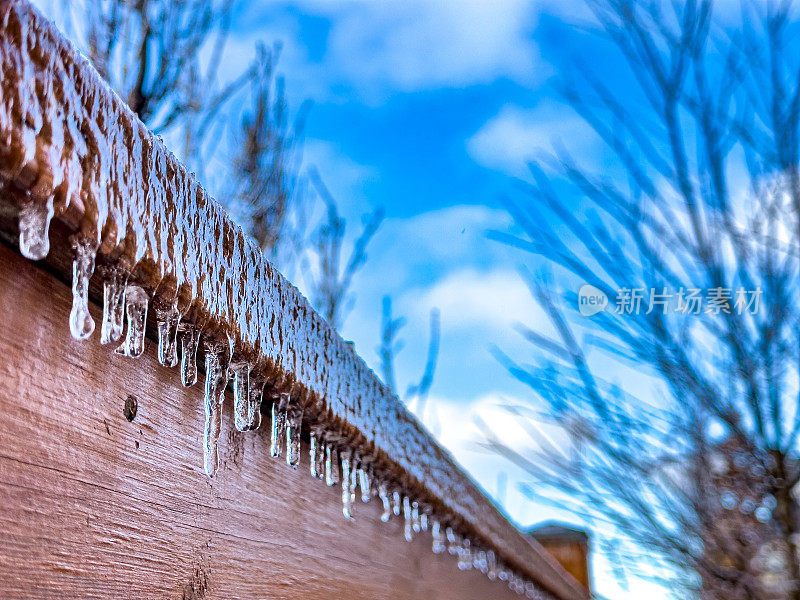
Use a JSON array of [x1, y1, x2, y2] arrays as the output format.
[[0, 2, 586, 599]]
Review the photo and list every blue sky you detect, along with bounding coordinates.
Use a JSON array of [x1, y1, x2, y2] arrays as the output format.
[[38, 0, 665, 597], [220, 3, 658, 597]]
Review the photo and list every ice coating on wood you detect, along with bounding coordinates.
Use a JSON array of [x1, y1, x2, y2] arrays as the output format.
[[115, 284, 148, 358], [100, 268, 127, 344], [18, 195, 53, 260], [0, 4, 586, 598], [69, 236, 95, 339]]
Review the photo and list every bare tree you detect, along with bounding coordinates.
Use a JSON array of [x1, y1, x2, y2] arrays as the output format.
[[379, 296, 440, 420], [480, 1, 800, 599], [61, 0, 256, 166], [231, 43, 310, 271], [306, 168, 384, 330]]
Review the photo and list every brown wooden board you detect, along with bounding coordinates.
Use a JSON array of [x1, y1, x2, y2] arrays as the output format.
[[0, 242, 531, 600]]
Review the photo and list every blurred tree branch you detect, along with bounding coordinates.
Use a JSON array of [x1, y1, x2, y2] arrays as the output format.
[[485, 1, 800, 598], [379, 296, 440, 422]]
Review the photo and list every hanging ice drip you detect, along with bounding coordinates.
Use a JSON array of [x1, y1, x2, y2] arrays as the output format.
[[403, 496, 414, 542], [309, 427, 326, 479], [356, 461, 371, 503], [231, 361, 251, 432], [18, 195, 54, 260], [202, 337, 231, 477], [446, 526, 459, 555], [378, 482, 392, 522], [69, 237, 97, 340], [340, 448, 355, 520], [486, 550, 497, 581], [457, 538, 472, 570], [244, 374, 264, 431], [419, 506, 429, 532], [431, 519, 446, 554], [325, 441, 340, 487], [115, 284, 149, 358], [285, 403, 303, 469], [178, 323, 200, 386], [411, 500, 421, 533], [270, 393, 288, 458], [391, 490, 401, 517], [155, 301, 181, 367], [99, 266, 127, 344]]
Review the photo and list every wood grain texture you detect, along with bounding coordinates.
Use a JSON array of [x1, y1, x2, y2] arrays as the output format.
[[0, 242, 528, 600]]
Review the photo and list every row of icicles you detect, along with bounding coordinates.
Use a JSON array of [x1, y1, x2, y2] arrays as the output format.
[[17, 201, 551, 599]]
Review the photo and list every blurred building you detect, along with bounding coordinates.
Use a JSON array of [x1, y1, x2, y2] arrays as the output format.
[[528, 522, 591, 594]]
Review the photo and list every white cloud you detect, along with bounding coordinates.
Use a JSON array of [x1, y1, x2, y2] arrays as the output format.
[[405, 267, 546, 332], [467, 103, 598, 176], [327, 0, 540, 95], [237, 0, 543, 102]]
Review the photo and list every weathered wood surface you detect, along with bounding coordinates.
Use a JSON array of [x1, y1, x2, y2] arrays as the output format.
[[0, 243, 523, 600]]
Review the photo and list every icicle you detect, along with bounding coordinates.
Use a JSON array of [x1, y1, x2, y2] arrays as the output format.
[[231, 362, 250, 432], [341, 449, 354, 520], [458, 538, 472, 570], [486, 550, 497, 580], [310, 429, 324, 479], [358, 466, 370, 502], [476, 550, 487, 573], [391, 490, 401, 516], [446, 527, 459, 555], [69, 237, 96, 340], [411, 501, 421, 533], [403, 496, 413, 542], [115, 284, 148, 357], [270, 399, 286, 458], [379, 482, 391, 522], [285, 408, 302, 468], [525, 582, 536, 598], [155, 303, 180, 367], [420, 510, 429, 532], [100, 268, 127, 344], [245, 376, 263, 431], [202, 341, 228, 477], [431, 520, 446, 554], [178, 323, 200, 386], [18, 196, 54, 260], [350, 458, 358, 501], [325, 443, 339, 487]]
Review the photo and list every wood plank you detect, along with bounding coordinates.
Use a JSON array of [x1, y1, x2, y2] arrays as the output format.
[[0, 242, 527, 600]]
